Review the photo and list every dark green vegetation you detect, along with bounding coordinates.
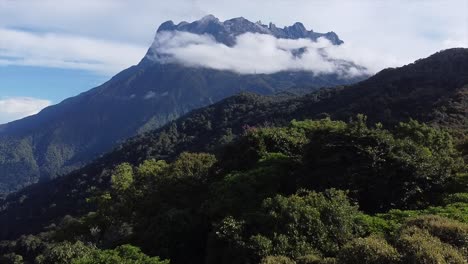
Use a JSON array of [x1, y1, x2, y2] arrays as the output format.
[[0, 48, 466, 263], [0, 118, 467, 263], [0, 18, 360, 195]]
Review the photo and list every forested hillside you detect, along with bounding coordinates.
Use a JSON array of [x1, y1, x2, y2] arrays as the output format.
[[0, 48, 467, 263]]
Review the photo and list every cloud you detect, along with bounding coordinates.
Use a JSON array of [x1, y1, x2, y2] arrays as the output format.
[[194, 0, 467, 66], [0, 28, 147, 75], [0, 97, 51, 124], [0, 0, 465, 70], [149, 31, 400, 76], [0, 0, 465, 76], [0, 0, 468, 62], [0, 0, 204, 44], [442, 38, 468, 49], [144, 91, 157, 99]]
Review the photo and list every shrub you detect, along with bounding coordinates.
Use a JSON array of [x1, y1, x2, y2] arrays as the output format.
[[296, 254, 323, 264], [260, 255, 296, 264], [35, 241, 92, 264], [337, 236, 400, 264], [111, 163, 134, 192], [444, 193, 468, 204], [404, 215, 468, 250], [0, 253, 23, 264], [255, 189, 361, 258], [71, 244, 169, 264], [397, 227, 466, 264], [14, 235, 45, 261], [169, 152, 216, 180]]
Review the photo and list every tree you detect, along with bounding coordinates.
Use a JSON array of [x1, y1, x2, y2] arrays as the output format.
[[71, 244, 169, 264], [168, 152, 216, 180], [0, 253, 23, 264], [35, 241, 92, 264], [301, 118, 464, 212], [403, 215, 468, 252], [111, 163, 134, 192], [211, 189, 363, 263], [397, 227, 466, 264]]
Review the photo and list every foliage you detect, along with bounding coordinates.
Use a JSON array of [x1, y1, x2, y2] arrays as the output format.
[[260, 255, 296, 264], [337, 236, 400, 264], [71, 244, 169, 264], [301, 117, 464, 212], [397, 227, 466, 264], [0, 116, 467, 264], [404, 215, 468, 253], [111, 163, 134, 192], [35, 241, 92, 264], [211, 189, 363, 262], [0, 253, 23, 264]]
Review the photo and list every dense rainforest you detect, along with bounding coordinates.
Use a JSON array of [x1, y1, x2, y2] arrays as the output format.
[[1, 118, 467, 264], [0, 48, 467, 263]]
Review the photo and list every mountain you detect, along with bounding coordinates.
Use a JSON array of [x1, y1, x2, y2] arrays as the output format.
[[0, 48, 466, 241], [154, 15, 343, 46], [0, 16, 365, 195]]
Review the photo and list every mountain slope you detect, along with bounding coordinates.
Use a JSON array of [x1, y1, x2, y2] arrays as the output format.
[[0, 16, 363, 194], [0, 48, 466, 240]]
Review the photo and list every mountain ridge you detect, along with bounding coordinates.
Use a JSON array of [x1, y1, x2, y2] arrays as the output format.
[[155, 15, 343, 46]]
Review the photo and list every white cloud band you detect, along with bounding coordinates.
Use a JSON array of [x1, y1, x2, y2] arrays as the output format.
[[149, 31, 397, 76], [0, 28, 147, 75], [1, 0, 465, 72], [0, 97, 51, 124]]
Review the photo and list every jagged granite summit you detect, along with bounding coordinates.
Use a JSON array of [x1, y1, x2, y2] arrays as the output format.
[[145, 15, 346, 67], [155, 15, 342, 46]]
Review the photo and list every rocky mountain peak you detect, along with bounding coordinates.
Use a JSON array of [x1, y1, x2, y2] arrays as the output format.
[[199, 14, 219, 23], [154, 15, 344, 46]]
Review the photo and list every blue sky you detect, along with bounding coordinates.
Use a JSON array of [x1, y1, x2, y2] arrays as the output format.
[[0, 0, 466, 124], [0, 66, 107, 102]]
